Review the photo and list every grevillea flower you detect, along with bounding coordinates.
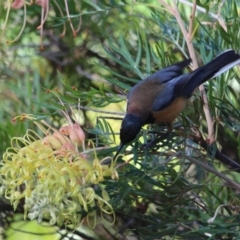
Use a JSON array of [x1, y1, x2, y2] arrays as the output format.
[[0, 114, 118, 228], [60, 123, 85, 146]]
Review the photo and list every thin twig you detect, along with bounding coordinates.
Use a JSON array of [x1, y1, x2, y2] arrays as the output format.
[[179, 0, 227, 31], [188, 0, 197, 41], [172, 0, 194, 60], [158, 0, 173, 13], [179, 0, 224, 21], [180, 0, 227, 32], [77, 105, 125, 116], [170, 0, 215, 143], [174, 152, 240, 191], [189, 128, 240, 172]]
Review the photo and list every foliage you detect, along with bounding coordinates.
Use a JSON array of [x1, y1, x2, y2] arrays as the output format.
[[0, 0, 240, 239]]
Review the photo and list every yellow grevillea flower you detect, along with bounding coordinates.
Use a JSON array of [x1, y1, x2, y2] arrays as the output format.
[[0, 114, 118, 228]]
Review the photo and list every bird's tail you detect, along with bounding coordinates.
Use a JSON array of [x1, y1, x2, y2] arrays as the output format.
[[199, 49, 240, 80], [178, 50, 240, 98]]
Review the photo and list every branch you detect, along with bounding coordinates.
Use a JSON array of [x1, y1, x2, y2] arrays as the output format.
[[179, 0, 227, 31], [158, 0, 173, 13], [78, 105, 124, 116], [147, 127, 240, 173], [189, 128, 240, 172], [188, 0, 196, 41], [176, 152, 240, 191]]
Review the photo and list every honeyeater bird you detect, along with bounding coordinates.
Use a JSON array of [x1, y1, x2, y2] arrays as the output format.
[[116, 49, 240, 156]]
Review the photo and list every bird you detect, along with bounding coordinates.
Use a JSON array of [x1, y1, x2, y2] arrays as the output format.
[[115, 49, 240, 158]]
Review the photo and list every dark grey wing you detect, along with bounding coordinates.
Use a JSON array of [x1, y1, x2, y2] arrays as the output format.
[[152, 71, 196, 112], [152, 81, 176, 111], [127, 59, 191, 100], [149, 59, 191, 84], [150, 60, 191, 112]]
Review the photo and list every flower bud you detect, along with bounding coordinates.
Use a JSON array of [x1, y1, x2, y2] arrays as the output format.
[[42, 135, 62, 150], [60, 123, 85, 146], [11, 0, 25, 9], [52, 131, 70, 145]]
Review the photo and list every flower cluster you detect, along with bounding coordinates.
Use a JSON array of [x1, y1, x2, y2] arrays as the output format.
[[0, 114, 118, 227]]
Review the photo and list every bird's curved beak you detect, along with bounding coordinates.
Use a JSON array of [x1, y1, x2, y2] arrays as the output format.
[[113, 143, 124, 160]]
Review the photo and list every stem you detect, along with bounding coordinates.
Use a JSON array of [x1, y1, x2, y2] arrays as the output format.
[[171, 0, 215, 143], [64, 0, 76, 37], [158, 0, 173, 13], [7, 3, 27, 43], [188, 0, 197, 41], [53, 0, 66, 37], [175, 152, 240, 191]]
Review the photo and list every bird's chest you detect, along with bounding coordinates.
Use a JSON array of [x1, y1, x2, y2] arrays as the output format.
[[152, 97, 187, 123]]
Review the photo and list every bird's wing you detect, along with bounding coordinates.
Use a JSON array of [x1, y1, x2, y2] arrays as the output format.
[[128, 59, 191, 112], [150, 59, 191, 84], [151, 81, 176, 111]]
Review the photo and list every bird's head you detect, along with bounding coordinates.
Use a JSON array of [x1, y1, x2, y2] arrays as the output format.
[[120, 114, 143, 145]]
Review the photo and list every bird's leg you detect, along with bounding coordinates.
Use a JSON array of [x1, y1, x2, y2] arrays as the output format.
[[166, 122, 173, 132]]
